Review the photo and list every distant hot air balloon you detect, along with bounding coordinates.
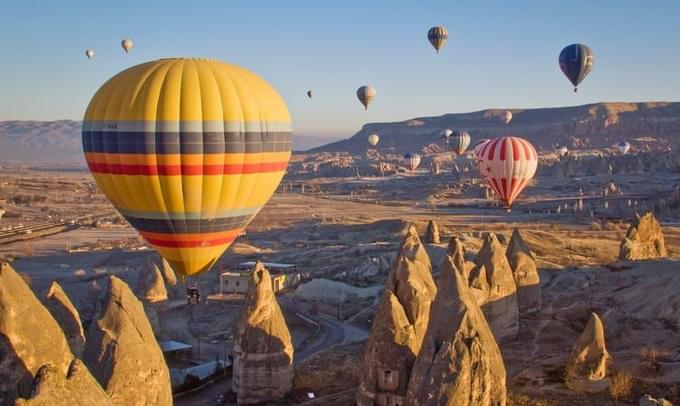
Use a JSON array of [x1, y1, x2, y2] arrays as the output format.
[[448, 130, 471, 155], [85, 49, 95, 60], [368, 133, 380, 147], [440, 129, 453, 140], [307, 90, 313, 98], [616, 141, 631, 155], [476, 136, 538, 210], [82, 58, 292, 278], [357, 85, 376, 110], [559, 44, 594, 92], [121, 38, 133, 53], [502, 110, 513, 125], [556, 146, 569, 157], [427, 26, 448, 53], [403, 152, 421, 171]]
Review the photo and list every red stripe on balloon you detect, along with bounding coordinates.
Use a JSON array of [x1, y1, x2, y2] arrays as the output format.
[[511, 137, 520, 160], [500, 138, 507, 161], [145, 235, 237, 248], [86, 161, 289, 176], [487, 138, 500, 161]]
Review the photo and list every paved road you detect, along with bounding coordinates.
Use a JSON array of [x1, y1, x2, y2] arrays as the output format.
[[294, 316, 346, 364], [175, 315, 364, 405]]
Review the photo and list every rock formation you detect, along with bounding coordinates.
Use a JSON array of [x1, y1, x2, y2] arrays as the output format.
[[406, 256, 507, 406], [424, 220, 441, 244], [469, 233, 519, 343], [506, 229, 541, 314], [136, 262, 168, 303], [399, 224, 434, 273], [565, 312, 613, 393], [0, 263, 74, 402], [83, 276, 172, 405], [14, 359, 112, 405], [619, 212, 667, 260], [639, 394, 673, 406], [357, 227, 437, 405], [160, 258, 178, 287], [447, 236, 472, 279], [44, 281, 86, 357], [389, 227, 437, 348], [232, 262, 294, 405]]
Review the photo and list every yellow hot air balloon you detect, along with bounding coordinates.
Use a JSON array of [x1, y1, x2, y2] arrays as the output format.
[[82, 58, 292, 277]]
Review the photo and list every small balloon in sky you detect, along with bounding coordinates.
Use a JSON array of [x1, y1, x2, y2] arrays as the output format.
[[357, 85, 376, 110], [85, 49, 95, 60], [427, 26, 448, 53], [121, 38, 133, 53]]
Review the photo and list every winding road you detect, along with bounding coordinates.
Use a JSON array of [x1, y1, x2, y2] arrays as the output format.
[[294, 316, 347, 364], [175, 315, 367, 405]]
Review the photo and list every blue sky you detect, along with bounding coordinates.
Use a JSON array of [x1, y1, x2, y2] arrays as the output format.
[[1, 1, 679, 138]]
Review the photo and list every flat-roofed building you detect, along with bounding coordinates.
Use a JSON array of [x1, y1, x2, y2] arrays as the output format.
[[219, 262, 300, 295]]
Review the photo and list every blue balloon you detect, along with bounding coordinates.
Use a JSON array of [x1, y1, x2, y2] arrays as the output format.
[[559, 44, 594, 92]]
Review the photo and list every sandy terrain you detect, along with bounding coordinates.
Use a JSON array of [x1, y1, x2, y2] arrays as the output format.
[[2, 151, 680, 405]]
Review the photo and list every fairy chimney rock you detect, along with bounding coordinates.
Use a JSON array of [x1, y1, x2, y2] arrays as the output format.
[[424, 220, 441, 244], [406, 257, 507, 405], [83, 276, 172, 405], [357, 230, 437, 405], [447, 236, 473, 280], [0, 262, 75, 402], [619, 212, 667, 260], [565, 312, 613, 393], [44, 281, 86, 357], [506, 229, 541, 314], [14, 359, 112, 405], [399, 224, 433, 272], [136, 262, 168, 303], [469, 232, 519, 343], [232, 262, 293, 405], [160, 258, 178, 287]]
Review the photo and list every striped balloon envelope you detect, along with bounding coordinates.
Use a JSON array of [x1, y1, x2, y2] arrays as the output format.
[[447, 130, 471, 155], [427, 26, 448, 53], [476, 137, 537, 210], [403, 152, 421, 171], [82, 58, 292, 277]]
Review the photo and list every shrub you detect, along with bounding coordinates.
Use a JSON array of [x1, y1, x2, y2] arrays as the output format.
[[608, 370, 633, 403]]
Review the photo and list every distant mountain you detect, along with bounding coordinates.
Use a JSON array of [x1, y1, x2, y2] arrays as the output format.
[[2, 102, 678, 164], [310, 102, 680, 154], [0, 121, 341, 163], [0, 120, 83, 164]]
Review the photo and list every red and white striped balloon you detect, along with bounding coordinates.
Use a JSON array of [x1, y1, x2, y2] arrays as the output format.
[[476, 136, 537, 209]]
